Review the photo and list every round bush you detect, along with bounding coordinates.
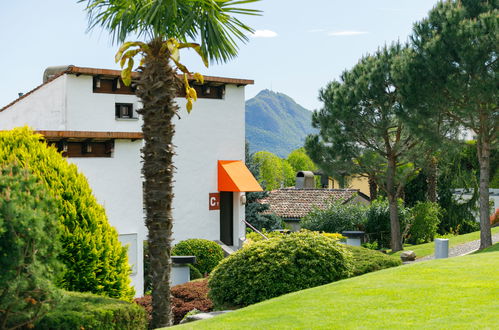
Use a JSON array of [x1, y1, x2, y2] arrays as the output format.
[[208, 231, 352, 307], [172, 239, 224, 275], [0, 128, 133, 300]]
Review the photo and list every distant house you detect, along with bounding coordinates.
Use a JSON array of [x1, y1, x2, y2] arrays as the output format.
[[0, 65, 261, 296], [259, 171, 370, 231]]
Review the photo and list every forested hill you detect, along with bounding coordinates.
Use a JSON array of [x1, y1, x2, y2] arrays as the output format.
[[245, 89, 316, 158]]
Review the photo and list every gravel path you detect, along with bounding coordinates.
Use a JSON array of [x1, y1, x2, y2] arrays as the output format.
[[413, 232, 499, 262]]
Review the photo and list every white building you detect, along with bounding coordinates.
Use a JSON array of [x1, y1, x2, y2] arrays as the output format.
[[0, 65, 261, 296]]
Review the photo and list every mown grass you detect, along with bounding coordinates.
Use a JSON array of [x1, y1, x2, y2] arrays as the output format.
[[170, 251, 499, 329], [474, 242, 499, 254], [390, 226, 499, 259]]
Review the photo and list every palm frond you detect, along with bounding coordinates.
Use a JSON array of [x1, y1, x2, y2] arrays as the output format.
[[80, 0, 261, 63]]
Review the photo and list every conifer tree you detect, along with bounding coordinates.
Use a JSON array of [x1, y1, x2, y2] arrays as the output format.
[[0, 128, 134, 300]]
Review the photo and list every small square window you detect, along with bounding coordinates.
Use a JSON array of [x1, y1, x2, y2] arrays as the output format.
[[115, 103, 135, 119]]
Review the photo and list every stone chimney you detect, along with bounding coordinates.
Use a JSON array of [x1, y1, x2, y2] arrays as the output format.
[[295, 171, 315, 189]]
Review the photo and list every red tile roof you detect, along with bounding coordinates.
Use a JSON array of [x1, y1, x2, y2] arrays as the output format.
[[259, 189, 369, 219]]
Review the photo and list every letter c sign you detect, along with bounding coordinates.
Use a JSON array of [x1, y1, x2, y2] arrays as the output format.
[[209, 193, 220, 210]]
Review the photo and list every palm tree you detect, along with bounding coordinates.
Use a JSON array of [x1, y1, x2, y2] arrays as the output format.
[[80, 0, 259, 327]]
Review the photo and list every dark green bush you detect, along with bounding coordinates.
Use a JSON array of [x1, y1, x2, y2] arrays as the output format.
[[0, 164, 62, 329], [34, 291, 147, 330], [365, 198, 410, 248], [407, 201, 442, 244], [208, 231, 352, 307], [301, 200, 367, 233], [345, 245, 402, 277], [172, 239, 224, 275], [0, 128, 133, 300]]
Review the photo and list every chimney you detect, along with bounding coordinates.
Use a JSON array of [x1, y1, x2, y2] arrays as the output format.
[[296, 171, 315, 189]]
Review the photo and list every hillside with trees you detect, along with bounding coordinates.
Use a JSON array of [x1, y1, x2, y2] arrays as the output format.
[[246, 90, 316, 158]]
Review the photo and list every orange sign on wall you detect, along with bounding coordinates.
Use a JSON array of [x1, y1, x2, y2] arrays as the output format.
[[209, 193, 220, 210]]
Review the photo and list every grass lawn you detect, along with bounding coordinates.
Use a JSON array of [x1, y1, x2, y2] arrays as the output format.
[[171, 251, 499, 329], [390, 226, 499, 259], [474, 242, 499, 254]]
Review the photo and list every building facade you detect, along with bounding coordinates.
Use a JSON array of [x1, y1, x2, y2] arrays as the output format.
[[0, 65, 261, 296]]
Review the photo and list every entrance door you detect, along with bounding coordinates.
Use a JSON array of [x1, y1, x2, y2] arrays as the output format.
[[219, 192, 233, 246]]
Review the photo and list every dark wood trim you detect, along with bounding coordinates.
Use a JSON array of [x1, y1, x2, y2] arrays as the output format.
[[36, 130, 143, 141]]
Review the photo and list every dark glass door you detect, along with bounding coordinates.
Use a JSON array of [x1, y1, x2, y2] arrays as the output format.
[[220, 192, 233, 245]]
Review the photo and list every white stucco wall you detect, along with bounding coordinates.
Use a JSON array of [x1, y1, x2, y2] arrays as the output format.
[[0, 75, 67, 130], [67, 140, 145, 294], [65, 75, 142, 132], [171, 85, 246, 246]]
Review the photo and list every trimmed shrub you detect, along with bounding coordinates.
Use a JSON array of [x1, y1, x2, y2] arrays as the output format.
[[301, 200, 367, 234], [34, 291, 147, 330], [407, 201, 442, 244], [345, 245, 402, 277], [0, 128, 133, 300], [172, 239, 224, 275], [208, 231, 352, 307], [135, 279, 212, 325], [0, 164, 62, 329]]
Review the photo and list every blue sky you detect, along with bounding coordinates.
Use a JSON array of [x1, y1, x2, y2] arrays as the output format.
[[0, 0, 439, 111]]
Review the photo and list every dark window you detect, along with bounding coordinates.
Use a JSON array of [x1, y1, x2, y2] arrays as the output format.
[[50, 141, 114, 158], [115, 103, 135, 119], [177, 84, 225, 99], [93, 77, 135, 95]]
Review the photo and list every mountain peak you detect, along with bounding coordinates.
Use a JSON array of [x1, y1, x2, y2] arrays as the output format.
[[246, 90, 316, 158]]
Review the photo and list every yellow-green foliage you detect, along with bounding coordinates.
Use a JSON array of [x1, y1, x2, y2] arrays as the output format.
[[209, 231, 352, 307], [0, 128, 134, 300], [321, 232, 346, 241]]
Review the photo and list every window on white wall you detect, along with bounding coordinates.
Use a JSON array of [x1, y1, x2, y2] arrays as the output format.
[[115, 103, 136, 119]]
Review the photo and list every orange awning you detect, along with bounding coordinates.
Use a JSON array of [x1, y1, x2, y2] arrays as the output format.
[[218, 160, 263, 192]]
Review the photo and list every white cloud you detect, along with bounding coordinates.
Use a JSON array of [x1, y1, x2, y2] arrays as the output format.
[[250, 30, 278, 38], [328, 30, 369, 37]]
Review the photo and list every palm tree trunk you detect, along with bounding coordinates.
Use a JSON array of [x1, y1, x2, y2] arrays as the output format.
[[136, 38, 178, 328]]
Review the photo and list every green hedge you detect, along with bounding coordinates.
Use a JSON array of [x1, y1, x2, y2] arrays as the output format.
[[345, 245, 402, 277], [172, 239, 224, 275], [0, 128, 133, 300], [34, 291, 147, 330], [208, 231, 352, 307]]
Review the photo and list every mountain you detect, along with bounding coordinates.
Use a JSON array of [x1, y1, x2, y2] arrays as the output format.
[[246, 89, 317, 158]]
